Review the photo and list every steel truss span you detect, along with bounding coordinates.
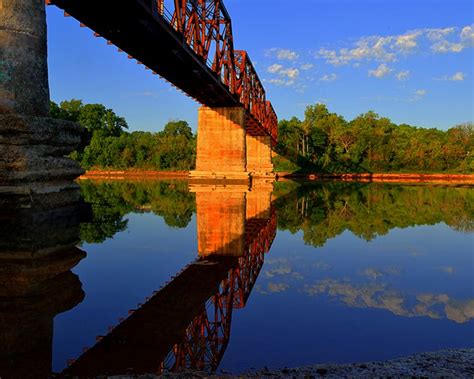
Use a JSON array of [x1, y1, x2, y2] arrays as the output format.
[[46, 0, 278, 143]]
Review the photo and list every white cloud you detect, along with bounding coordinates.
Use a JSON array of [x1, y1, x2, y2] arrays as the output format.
[[436, 71, 466, 81], [318, 25, 474, 66], [460, 25, 474, 46], [415, 89, 427, 96], [395, 31, 421, 51], [266, 78, 296, 87], [266, 48, 299, 60], [396, 70, 410, 81], [320, 73, 338, 82], [451, 72, 465, 81], [368, 63, 392, 78], [301, 63, 314, 70], [267, 63, 283, 73], [279, 68, 299, 79]]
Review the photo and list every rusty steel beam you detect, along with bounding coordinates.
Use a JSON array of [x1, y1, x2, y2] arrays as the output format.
[[45, 0, 278, 143]]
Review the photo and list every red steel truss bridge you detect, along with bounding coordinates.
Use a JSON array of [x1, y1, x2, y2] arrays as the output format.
[[61, 207, 277, 376], [46, 0, 278, 143]]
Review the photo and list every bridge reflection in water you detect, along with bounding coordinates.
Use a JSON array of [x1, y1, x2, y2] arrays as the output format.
[[60, 182, 276, 376]]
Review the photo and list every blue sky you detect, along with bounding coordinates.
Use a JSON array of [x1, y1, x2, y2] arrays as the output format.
[[46, 0, 473, 132]]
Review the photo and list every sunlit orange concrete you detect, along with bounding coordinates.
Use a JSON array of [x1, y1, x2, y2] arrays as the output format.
[[190, 106, 249, 182], [194, 188, 246, 257], [246, 134, 274, 178], [246, 187, 273, 220]]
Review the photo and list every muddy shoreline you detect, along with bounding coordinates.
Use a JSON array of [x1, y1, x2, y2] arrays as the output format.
[[79, 170, 474, 184]]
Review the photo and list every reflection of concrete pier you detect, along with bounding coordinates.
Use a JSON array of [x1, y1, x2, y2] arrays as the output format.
[[0, 202, 87, 379], [62, 184, 277, 376]]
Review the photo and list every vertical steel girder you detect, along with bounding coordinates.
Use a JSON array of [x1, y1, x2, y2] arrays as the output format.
[[163, 0, 278, 143]]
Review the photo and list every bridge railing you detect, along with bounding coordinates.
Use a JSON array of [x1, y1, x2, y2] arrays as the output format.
[[151, 0, 277, 142]]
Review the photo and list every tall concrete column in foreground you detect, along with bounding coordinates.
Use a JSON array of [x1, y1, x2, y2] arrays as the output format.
[[0, 0, 84, 206]]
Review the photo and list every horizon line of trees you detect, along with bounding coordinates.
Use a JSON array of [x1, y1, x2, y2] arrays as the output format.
[[51, 99, 196, 170], [276, 104, 473, 173], [51, 99, 473, 173]]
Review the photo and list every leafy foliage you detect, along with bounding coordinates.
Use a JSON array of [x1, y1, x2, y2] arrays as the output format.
[[79, 180, 196, 243], [276, 104, 473, 173], [275, 182, 474, 248], [51, 100, 196, 170]]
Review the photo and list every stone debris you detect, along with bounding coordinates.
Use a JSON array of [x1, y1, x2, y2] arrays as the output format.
[[105, 348, 474, 378]]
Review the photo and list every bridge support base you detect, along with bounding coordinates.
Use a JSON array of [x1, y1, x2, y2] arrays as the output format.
[[190, 106, 249, 183], [190, 106, 274, 183], [0, 0, 84, 208], [0, 114, 85, 209], [246, 134, 275, 179]]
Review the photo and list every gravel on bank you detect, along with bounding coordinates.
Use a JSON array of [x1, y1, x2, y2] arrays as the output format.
[[110, 348, 474, 378]]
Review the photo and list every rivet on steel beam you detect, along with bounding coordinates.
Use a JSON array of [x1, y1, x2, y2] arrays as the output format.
[[64, 11, 71, 17]]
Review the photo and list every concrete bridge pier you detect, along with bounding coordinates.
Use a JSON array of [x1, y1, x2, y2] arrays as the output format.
[[189, 106, 274, 183], [190, 107, 250, 183], [246, 134, 274, 180], [0, 0, 84, 207]]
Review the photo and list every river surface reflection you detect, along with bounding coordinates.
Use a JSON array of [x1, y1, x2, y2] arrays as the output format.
[[0, 179, 473, 377]]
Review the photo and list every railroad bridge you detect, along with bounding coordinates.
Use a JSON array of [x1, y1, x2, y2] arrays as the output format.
[[0, 0, 278, 197]]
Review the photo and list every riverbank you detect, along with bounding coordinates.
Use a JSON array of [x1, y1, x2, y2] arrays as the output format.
[[108, 348, 473, 378], [79, 170, 474, 184], [276, 172, 474, 184], [79, 170, 189, 180], [242, 348, 474, 378]]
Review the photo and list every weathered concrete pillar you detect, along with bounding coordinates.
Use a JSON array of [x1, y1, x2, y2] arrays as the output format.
[[193, 186, 247, 257], [0, 0, 50, 115], [0, 0, 84, 206], [190, 106, 249, 183], [246, 134, 274, 178]]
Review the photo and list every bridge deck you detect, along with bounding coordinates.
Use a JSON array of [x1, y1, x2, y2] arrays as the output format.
[[50, 0, 239, 107]]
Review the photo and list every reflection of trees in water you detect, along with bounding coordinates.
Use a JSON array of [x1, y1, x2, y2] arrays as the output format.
[[79, 180, 196, 243], [275, 182, 474, 247], [80, 180, 473, 247]]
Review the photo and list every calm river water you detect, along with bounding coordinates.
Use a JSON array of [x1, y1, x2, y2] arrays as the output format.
[[1, 180, 473, 377]]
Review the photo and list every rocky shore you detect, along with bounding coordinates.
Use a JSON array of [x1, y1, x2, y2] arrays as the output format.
[[108, 348, 474, 378], [241, 348, 474, 378]]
